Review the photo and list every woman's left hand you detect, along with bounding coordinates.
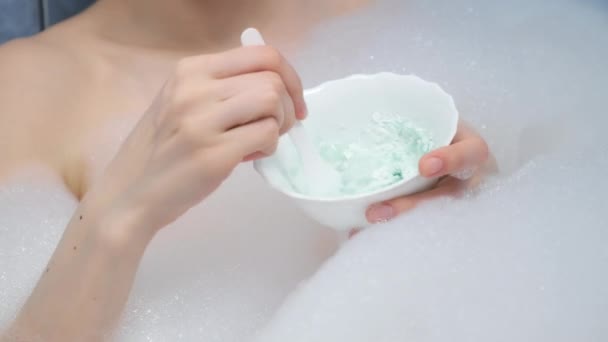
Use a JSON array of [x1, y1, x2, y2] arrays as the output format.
[[364, 121, 494, 224]]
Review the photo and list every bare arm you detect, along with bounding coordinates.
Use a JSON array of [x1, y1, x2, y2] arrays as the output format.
[[3, 197, 154, 341], [0, 40, 305, 341], [0, 39, 157, 341]]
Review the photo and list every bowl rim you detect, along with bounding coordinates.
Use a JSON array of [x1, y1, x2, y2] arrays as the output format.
[[254, 72, 459, 203]]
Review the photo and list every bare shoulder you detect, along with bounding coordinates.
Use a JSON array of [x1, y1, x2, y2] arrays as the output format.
[[0, 34, 83, 182], [0, 34, 81, 93]]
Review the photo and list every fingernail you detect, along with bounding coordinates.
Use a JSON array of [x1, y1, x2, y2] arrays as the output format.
[[301, 101, 308, 119], [242, 152, 266, 162], [423, 157, 444, 177], [367, 204, 395, 223]]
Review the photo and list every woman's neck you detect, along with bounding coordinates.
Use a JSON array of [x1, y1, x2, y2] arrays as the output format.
[[82, 0, 370, 56], [85, 0, 311, 56], [85, 0, 254, 54]]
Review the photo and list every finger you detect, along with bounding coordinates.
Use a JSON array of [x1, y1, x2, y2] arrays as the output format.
[[242, 151, 267, 162], [419, 123, 489, 178], [223, 117, 280, 160], [366, 177, 461, 223], [348, 229, 362, 239], [212, 87, 285, 133], [216, 72, 296, 134], [198, 46, 306, 119]]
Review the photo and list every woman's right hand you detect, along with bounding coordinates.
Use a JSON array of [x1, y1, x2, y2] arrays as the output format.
[[86, 46, 306, 236]]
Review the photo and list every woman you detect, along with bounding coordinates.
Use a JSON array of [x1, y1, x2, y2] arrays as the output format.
[[0, 0, 489, 340]]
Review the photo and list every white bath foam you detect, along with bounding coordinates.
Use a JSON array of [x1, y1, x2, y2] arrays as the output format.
[[111, 163, 339, 342], [254, 0, 608, 340], [0, 164, 339, 342], [293, 0, 608, 175], [0, 165, 77, 330], [256, 149, 608, 342]]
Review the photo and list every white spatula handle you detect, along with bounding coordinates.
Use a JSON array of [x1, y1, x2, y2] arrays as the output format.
[[240, 28, 341, 195]]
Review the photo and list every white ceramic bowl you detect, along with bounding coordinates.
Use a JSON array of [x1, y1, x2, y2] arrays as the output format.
[[254, 72, 459, 230]]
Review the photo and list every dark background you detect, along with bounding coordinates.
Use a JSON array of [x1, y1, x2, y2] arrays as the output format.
[[0, 0, 94, 44]]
